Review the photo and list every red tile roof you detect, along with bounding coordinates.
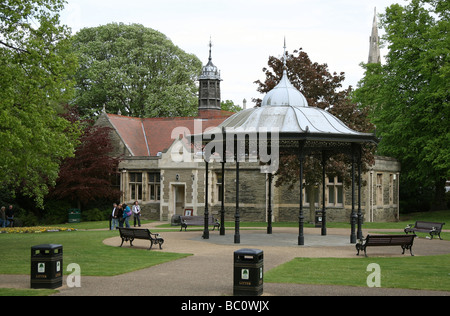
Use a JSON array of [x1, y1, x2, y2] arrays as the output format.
[[106, 110, 233, 157]]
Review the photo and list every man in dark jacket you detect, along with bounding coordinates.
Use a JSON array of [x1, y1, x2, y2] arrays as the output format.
[[6, 205, 14, 227]]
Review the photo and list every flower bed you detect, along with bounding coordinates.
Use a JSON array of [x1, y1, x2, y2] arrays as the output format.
[[0, 227, 76, 234]]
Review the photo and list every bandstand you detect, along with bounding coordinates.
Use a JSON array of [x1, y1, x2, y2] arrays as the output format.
[[189, 45, 378, 245]]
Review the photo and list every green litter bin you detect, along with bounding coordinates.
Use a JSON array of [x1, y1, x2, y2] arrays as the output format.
[[68, 209, 81, 223]]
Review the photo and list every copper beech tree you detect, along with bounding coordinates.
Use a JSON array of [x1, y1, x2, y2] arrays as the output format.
[[48, 107, 121, 209], [254, 48, 376, 216]]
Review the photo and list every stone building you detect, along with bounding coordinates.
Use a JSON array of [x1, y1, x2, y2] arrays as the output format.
[[96, 18, 401, 223]]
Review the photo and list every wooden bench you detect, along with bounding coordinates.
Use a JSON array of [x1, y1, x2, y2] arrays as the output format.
[[180, 215, 220, 232], [356, 234, 416, 257], [404, 221, 445, 240], [118, 227, 164, 250]]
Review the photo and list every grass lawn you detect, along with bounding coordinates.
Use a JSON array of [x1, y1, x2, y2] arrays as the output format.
[[263, 210, 450, 292], [0, 228, 191, 296], [1, 210, 448, 295], [0, 229, 190, 276], [157, 210, 450, 239], [264, 255, 450, 291], [0, 288, 58, 296]]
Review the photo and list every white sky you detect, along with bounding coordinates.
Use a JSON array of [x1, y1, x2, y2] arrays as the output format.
[[60, 0, 405, 108]]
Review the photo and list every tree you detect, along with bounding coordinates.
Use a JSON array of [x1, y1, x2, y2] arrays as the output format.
[[71, 23, 202, 118], [255, 48, 375, 219], [0, 0, 80, 207], [221, 100, 242, 113], [48, 107, 121, 209], [354, 0, 449, 211], [254, 48, 374, 138]]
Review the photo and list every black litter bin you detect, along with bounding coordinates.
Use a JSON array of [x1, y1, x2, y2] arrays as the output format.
[[233, 248, 263, 296], [30, 244, 63, 289], [315, 209, 322, 228], [171, 214, 181, 226]]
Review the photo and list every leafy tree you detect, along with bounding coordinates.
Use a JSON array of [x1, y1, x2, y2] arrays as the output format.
[[221, 100, 242, 113], [48, 106, 121, 210], [0, 0, 80, 207], [71, 23, 202, 118], [255, 48, 375, 219], [354, 0, 449, 211]]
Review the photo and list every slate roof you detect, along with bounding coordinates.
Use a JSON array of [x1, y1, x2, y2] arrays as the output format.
[[104, 110, 233, 157]]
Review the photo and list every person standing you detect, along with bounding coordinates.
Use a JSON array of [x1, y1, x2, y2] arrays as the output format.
[[111, 203, 119, 230], [118, 204, 124, 228], [132, 200, 141, 227], [122, 203, 131, 228], [6, 205, 14, 227], [0, 206, 7, 228]]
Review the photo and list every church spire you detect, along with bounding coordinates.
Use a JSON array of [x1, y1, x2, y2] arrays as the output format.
[[368, 7, 381, 64]]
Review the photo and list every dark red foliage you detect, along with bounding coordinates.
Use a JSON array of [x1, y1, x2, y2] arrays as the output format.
[[49, 106, 121, 207]]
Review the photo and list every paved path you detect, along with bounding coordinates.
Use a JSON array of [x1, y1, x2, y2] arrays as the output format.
[[2, 223, 449, 296]]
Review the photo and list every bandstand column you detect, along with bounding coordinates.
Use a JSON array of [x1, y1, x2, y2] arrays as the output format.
[[203, 160, 209, 239], [267, 173, 273, 234], [298, 154, 305, 245], [234, 159, 240, 244], [321, 153, 327, 236], [350, 145, 357, 244], [357, 145, 363, 240], [220, 128, 226, 236]]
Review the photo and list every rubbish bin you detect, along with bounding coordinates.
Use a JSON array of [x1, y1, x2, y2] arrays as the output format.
[[30, 244, 63, 289], [315, 209, 322, 228], [68, 208, 81, 223], [171, 214, 181, 226], [233, 248, 263, 296]]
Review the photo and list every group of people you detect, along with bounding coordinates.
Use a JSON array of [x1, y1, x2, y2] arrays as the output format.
[[0, 205, 14, 228], [110, 201, 141, 230]]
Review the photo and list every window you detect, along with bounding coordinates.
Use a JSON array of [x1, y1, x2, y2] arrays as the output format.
[[215, 172, 223, 203], [376, 173, 383, 206], [327, 176, 343, 207], [148, 172, 160, 201], [304, 185, 319, 207], [129, 173, 142, 201], [389, 174, 394, 205]]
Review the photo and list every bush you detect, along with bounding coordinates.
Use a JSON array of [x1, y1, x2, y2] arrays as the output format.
[[82, 208, 108, 222], [42, 200, 73, 224]]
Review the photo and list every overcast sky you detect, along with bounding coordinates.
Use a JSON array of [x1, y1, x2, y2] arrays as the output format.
[[60, 0, 405, 108]]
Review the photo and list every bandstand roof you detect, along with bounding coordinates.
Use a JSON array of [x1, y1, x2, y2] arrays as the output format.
[[195, 69, 378, 147]]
